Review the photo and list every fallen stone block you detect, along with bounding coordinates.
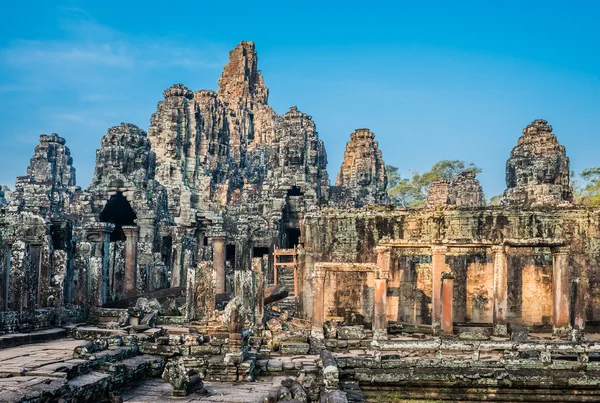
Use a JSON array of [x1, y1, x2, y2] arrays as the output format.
[[280, 342, 310, 355], [265, 284, 289, 305], [337, 326, 366, 340]]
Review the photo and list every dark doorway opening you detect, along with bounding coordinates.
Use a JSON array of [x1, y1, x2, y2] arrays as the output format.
[[285, 228, 301, 248], [99, 192, 137, 242], [226, 245, 236, 268], [570, 281, 578, 329], [287, 186, 303, 197], [161, 236, 172, 267], [253, 247, 269, 258]]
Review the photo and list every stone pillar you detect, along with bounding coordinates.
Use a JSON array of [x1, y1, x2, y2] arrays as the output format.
[[49, 250, 68, 325], [311, 269, 326, 338], [374, 246, 391, 340], [85, 223, 114, 307], [122, 225, 139, 297], [552, 246, 570, 336], [9, 241, 28, 314], [2, 245, 11, 311], [212, 235, 226, 294], [252, 257, 265, 326], [492, 245, 508, 337], [570, 278, 585, 341], [431, 245, 447, 331], [441, 272, 455, 335], [185, 264, 197, 322], [72, 242, 91, 306], [171, 238, 182, 288]]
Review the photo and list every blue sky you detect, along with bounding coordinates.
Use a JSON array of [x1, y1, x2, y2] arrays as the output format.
[[0, 1, 598, 199]]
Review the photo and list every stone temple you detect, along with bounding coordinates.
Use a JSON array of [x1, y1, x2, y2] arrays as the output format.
[[0, 41, 599, 402]]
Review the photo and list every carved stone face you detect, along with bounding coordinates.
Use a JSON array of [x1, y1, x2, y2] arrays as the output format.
[[356, 160, 372, 186], [166, 139, 177, 158], [285, 145, 303, 166]]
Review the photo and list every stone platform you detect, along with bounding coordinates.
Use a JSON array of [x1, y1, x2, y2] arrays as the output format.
[[121, 377, 286, 402], [0, 337, 164, 402]]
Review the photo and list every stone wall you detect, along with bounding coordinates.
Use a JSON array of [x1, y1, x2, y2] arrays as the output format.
[[302, 206, 600, 326]]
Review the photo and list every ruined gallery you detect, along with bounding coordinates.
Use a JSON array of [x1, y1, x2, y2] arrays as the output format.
[[0, 41, 599, 402]]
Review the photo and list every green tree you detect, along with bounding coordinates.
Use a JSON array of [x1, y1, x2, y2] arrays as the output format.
[[386, 160, 481, 208], [575, 167, 600, 206], [488, 194, 502, 206]]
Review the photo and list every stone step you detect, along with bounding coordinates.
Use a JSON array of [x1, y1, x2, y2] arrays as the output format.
[[0, 353, 165, 402]]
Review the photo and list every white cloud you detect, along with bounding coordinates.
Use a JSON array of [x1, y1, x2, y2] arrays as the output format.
[[0, 7, 224, 93], [2, 40, 135, 69]]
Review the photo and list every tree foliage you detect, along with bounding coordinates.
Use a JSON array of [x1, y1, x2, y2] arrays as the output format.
[[575, 167, 600, 207], [386, 160, 481, 208]]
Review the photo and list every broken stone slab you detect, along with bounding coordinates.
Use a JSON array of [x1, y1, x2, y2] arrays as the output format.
[[280, 342, 310, 355], [337, 326, 366, 340], [190, 344, 221, 355], [458, 327, 491, 341], [277, 385, 292, 401], [266, 318, 284, 333], [324, 320, 339, 339], [323, 390, 349, 403], [510, 325, 529, 341], [140, 342, 187, 357], [267, 359, 284, 372], [281, 378, 309, 403], [264, 284, 289, 305], [162, 358, 203, 397]]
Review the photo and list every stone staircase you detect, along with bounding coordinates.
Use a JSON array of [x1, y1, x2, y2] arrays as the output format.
[[273, 247, 299, 316], [0, 334, 165, 402], [276, 267, 298, 315]]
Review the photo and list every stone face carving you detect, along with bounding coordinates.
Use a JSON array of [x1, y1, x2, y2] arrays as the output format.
[[265, 106, 329, 203], [333, 128, 387, 207], [9, 134, 78, 218], [426, 171, 484, 208], [501, 119, 573, 206]]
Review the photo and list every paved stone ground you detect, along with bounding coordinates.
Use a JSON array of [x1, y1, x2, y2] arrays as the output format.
[[121, 377, 286, 402], [0, 338, 86, 376], [0, 338, 88, 402]]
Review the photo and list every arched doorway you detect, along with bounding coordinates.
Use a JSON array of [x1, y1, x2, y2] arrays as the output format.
[[99, 192, 137, 242]]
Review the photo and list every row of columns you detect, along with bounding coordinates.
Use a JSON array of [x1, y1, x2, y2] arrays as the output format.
[[312, 243, 579, 340], [85, 223, 142, 306], [432, 244, 575, 336]]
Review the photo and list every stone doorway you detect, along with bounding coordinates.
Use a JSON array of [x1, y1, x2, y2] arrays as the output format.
[[99, 192, 137, 242]]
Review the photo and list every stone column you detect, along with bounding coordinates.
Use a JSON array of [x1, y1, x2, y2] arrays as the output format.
[[2, 245, 11, 311], [9, 241, 28, 314], [431, 245, 447, 331], [252, 257, 265, 326], [85, 223, 114, 307], [185, 264, 197, 322], [212, 235, 226, 294], [311, 269, 326, 338], [123, 225, 139, 297], [492, 245, 508, 337], [552, 246, 570, 336], [570, 278, 585, 341], [441, 272, 455, 335], [374, 246, 391, 340]]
